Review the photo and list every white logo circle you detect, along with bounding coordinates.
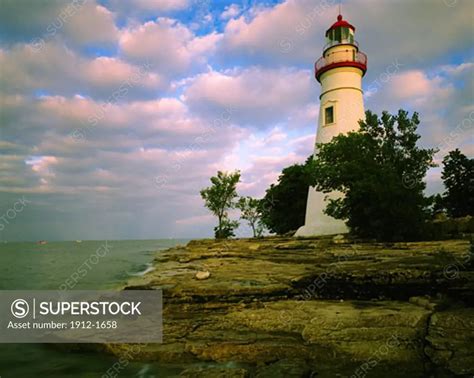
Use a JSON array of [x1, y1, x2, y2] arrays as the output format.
[[11, 299, 29, 319]]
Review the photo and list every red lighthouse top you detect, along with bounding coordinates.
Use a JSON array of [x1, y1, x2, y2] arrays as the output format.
[[325, 14, 355, 37], [315, 14, 367, 82]]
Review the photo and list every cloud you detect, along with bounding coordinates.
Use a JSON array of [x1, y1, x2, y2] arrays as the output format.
[[0, 0, 118, 47], [2, 94, 239, 152], [0, 0, 69, 42], [0, 90, 243, 240], [62, 2, 118, 46], [108, 0, 189, 17], [220, 0, 327, 64], [240, 152, 307, 198], [183, 66, 316, 127], [0, 41, 162, 99], [217, 0, 474, 74], [84, 56, 162, 94], [175, 213, 213, 225], [221, 4, 241, 20], [349, 0, 474, 75], [364, 63, 473, 161], [384, 70, 453, 109], [0, 91, 243, 194], [119, 18, 221, 78]]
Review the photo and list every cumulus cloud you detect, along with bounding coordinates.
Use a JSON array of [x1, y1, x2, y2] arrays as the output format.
[[0, 91, 243, 239], [349, 0, 474, 75], [217, 0, 474, 74], [219, 0, 334, 64], [221, 4, 242, 20], [62, 1, 118, 46], [119, 18, 221, 78], [0, 0, 70, 42], [0, 41, 163, 99], [0, 0, 118, 47], [364, 63, 474, 165], [183, 67, 316, 127]]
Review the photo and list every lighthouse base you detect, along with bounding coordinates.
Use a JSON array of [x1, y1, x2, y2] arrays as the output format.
[[294, 188, 348, 237], [295, 222, 348, 237]]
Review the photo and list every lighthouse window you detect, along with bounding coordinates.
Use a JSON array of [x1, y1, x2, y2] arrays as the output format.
[[324, 106, 334, 125], [341, 27, 349, 41]]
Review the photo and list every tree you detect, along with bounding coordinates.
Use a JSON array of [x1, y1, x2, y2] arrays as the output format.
[[200, 171, 241, 239], [261, 159, 311, 234], [441, 149, 474, 217], [306, 110, 436, 241], [427, 193, 446, 218], [237, 196, 265, 237], [215, 218, 240, 239]]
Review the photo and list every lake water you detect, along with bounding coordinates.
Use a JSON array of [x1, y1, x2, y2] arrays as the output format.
[[0, 239, 189, 377]]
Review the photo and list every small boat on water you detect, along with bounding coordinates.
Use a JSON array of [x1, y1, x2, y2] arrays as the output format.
[[37, 240, 47, 245]]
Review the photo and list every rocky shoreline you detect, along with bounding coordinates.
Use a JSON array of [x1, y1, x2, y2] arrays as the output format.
[[105, 236, 473, 377]]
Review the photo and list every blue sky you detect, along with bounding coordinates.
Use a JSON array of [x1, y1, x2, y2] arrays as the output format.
[[0, 0, 473, 241]]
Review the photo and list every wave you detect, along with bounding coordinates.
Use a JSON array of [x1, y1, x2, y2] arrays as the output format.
[[127, 262, 155, 277]]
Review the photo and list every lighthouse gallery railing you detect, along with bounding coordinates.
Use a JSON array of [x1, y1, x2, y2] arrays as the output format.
[[315, 51, 367, 76]]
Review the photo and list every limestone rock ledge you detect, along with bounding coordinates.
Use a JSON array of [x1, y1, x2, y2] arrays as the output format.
[[107, 237, 473, 377]]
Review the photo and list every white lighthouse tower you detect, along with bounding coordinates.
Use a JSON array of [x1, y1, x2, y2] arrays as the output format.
[[296, 14, 367, 237]]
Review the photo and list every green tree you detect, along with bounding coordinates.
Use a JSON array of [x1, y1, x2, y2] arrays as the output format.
[[215, 218, 240, 239], [428, 193, 446, 217], [237, 196, 265, 237], [307, 110, 436, 241], [261, 159, 310, 235], [200, 171, 241, 239], [441, 149, 474, 217]]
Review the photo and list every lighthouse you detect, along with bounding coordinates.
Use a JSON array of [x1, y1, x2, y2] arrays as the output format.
[[295, 14, 367, 237]]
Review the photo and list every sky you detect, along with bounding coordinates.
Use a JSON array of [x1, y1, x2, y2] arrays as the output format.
[[0, 0, 473, 241]]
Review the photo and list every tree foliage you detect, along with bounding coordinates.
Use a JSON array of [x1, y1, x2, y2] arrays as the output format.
[[307, 110, 436, 241], [200, 171, 241, 239], [428, 193, 446, 218], [440, 149, 474, 217], [237, 196, 265, 237], [214, 219, 240, 239], [260, 159, 310, 235]]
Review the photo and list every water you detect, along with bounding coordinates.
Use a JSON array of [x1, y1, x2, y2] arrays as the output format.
[[0, 239, 189, 378]]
